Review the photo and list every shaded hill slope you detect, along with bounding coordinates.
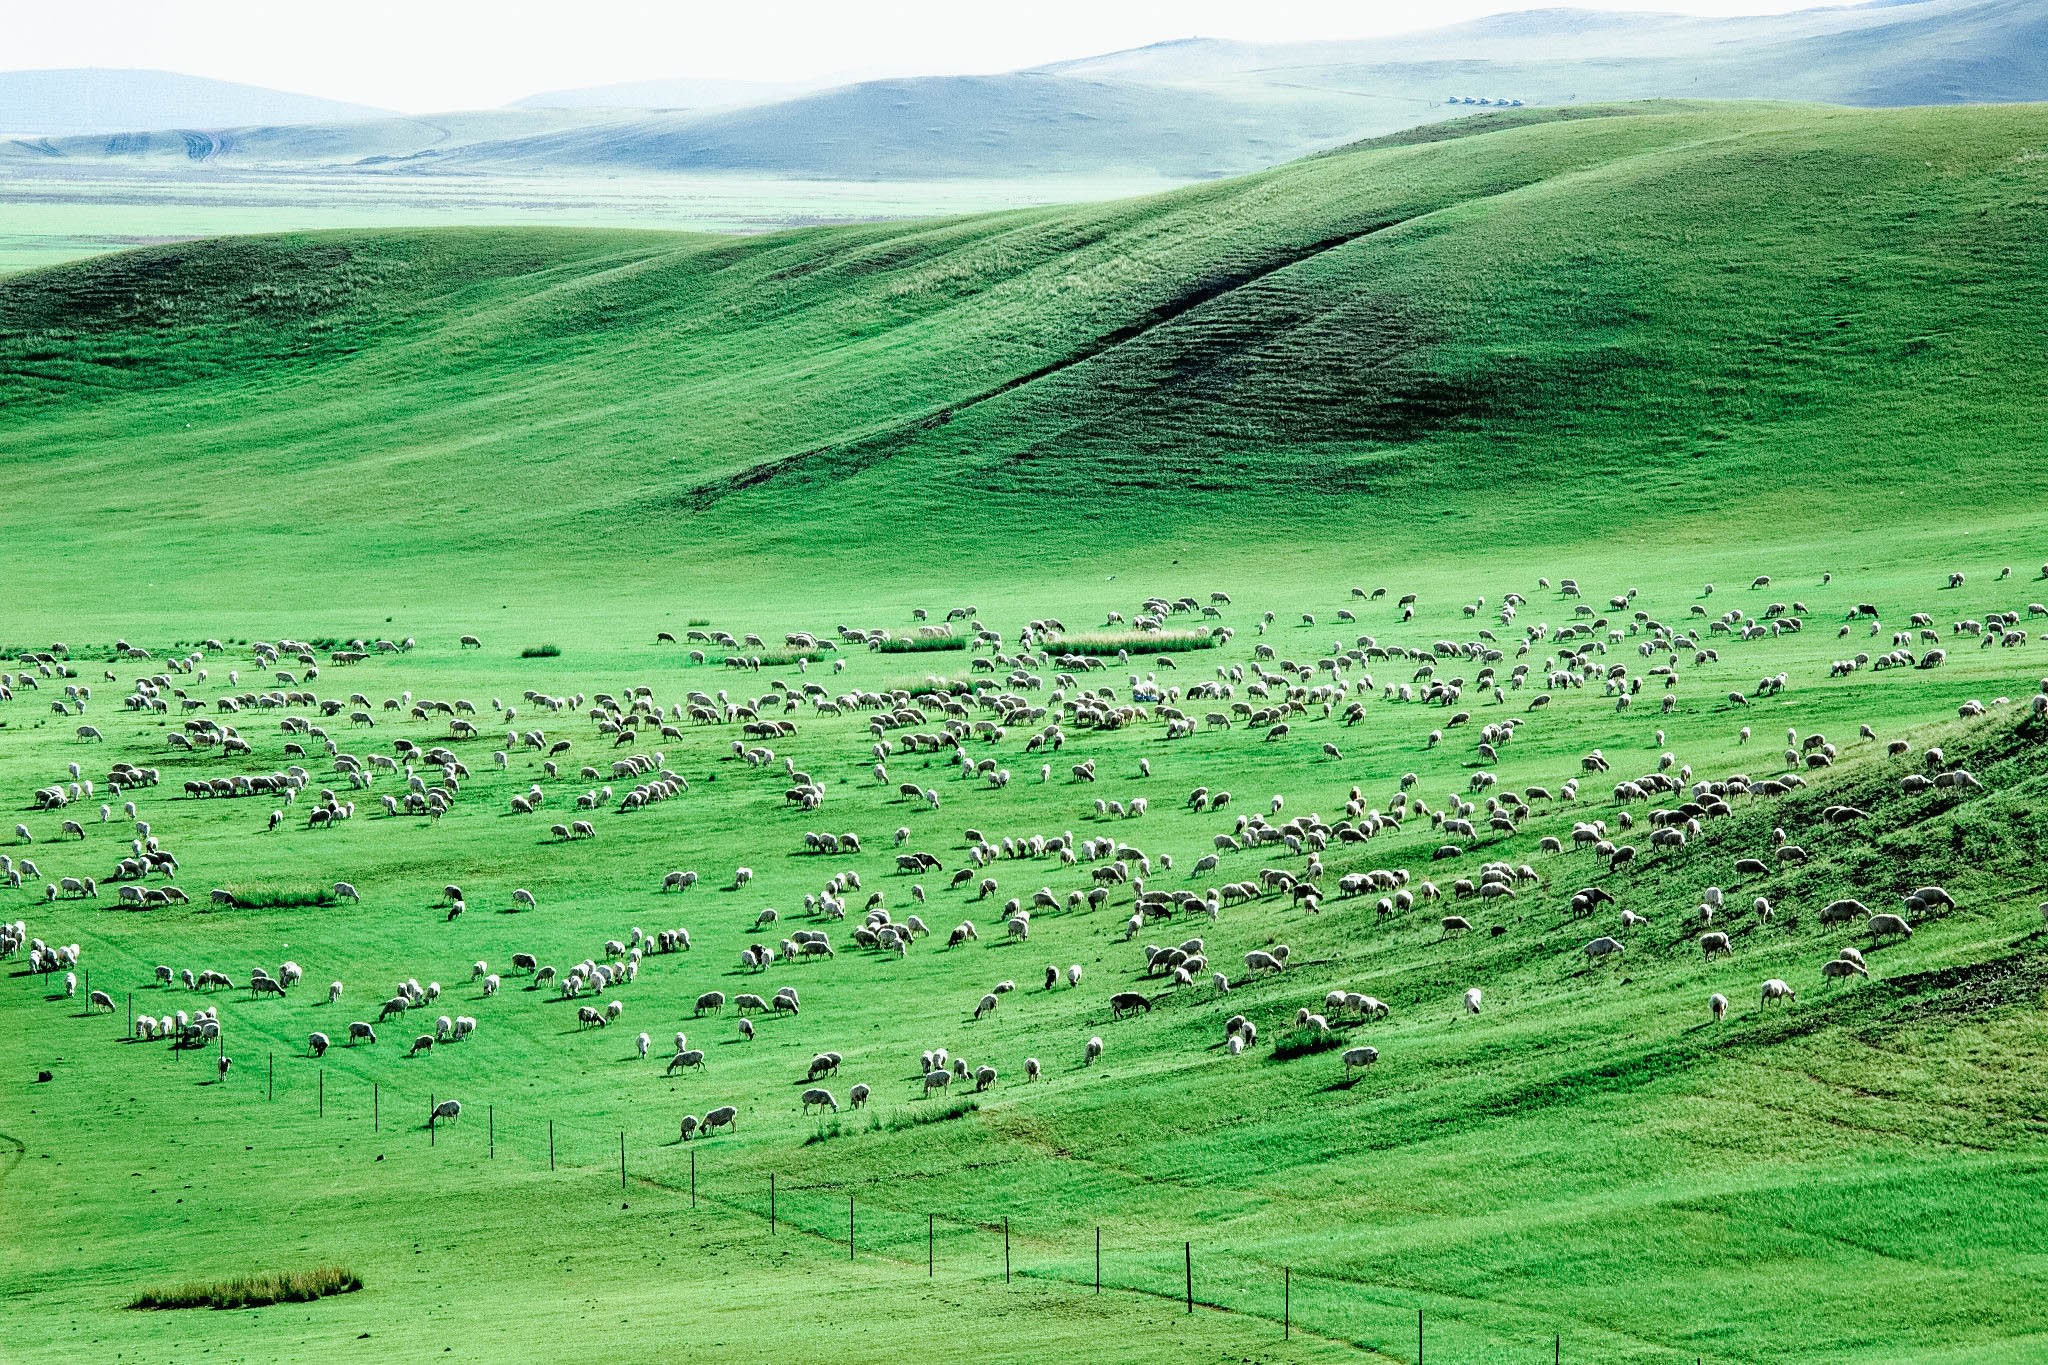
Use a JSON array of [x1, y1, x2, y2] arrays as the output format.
[[0, 101, 2044, 618]]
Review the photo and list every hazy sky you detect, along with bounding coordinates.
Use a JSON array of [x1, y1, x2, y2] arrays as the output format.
[[13, 0, 1838, 110]]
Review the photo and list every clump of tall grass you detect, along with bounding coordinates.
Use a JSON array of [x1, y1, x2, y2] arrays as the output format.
[[1270, 1027, 1345, 1060], [208, 884, 337, 910], [701, 649, 816, 668], [130, 1265, 361, 1310], [1043, 629, 1217, 656], [877, 631, 967, 653], [519, 644, 562, 658]]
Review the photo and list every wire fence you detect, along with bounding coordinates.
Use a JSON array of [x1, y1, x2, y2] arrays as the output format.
[[102, 995, 1710, 1361]]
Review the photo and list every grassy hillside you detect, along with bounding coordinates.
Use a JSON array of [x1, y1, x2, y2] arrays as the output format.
[[1, 101, 2043, 631], [4, 101, 2048, 1363]]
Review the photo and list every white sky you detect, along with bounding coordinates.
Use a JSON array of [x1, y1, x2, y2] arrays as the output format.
[[9, 0, 1841, 111]]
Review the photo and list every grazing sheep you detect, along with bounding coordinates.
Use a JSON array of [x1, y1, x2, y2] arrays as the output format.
[[923, 1068, 952, 1097], [1700, 932, 1732, 960], [849, 1083, 871, 1108], [409, 1034, 435, 1056], [974, 992, 999, 1020], [637, 1031, 651, 1060], [347, 1021, 377, 1045], [974, 1065, 998, 1092], [1341, 1046, 1379, 1076], [1463, 988, 1483, 1015], [1821, 958, 1868, 982], [429, 1099, 461, 1128], [1868, 913, 1913, 941], [738, 1018, 755, 1041], [1761, 978, 1796, 1006], [667, 1049, 707, 1074], [1109, 991, 1152, 1018], [1085, 1035, 1105, 1066], [800, 1087, 838, 1114], [1583, 936, 1625, 963], [1023, 1058, 1041, 1082], [1709, 993, 1728, 1022]]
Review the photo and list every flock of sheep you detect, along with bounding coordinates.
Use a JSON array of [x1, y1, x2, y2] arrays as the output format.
[[6, 563, 2048, 1149]]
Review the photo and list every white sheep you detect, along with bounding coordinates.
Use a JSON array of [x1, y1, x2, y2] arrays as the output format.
[[1463, 987, 1482, 1015]]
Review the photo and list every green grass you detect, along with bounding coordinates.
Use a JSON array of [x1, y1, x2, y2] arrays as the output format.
[[2, 101, 2048, 1364], [1045, 629, 1217, 655], [208, 884, 339, 910], [876, 633, 967, 653], [519, 644, 561, 658], [130, 1265, 361, 1310]]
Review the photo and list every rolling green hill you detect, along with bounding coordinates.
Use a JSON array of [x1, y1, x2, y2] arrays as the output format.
[[1, 101, 2042, 631], [5, 102, 2048, 1363]]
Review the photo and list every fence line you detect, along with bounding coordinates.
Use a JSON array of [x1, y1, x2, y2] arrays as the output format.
[[105, 1031, 1644, 1359]]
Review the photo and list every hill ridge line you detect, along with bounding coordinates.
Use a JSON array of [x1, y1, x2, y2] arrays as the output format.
[[681, 215, 1409, 508]]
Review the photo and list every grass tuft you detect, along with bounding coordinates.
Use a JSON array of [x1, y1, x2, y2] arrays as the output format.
[[209, 884, 337, 910], [519, 644, 562, 658], [877, 632, 967, 653], [1043, 629, 1217, 656], [130, 1265, 361, 1310], [1270, 1027, 1345, 1060]]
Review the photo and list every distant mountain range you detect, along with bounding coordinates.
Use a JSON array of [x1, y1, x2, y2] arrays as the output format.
[[0, 68, 392, 137], [509, 77, 816, 111], [3, 0, 2041, 179]]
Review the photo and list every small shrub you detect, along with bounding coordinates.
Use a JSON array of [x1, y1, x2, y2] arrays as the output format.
[[1042, 629, 1217, 656], [519, 644, 561, 658], [131, 1265, 361, 1310], [1270, 1027, 1344, 1060]]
